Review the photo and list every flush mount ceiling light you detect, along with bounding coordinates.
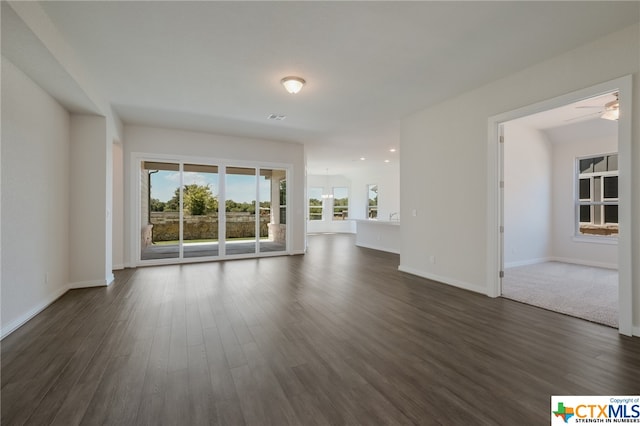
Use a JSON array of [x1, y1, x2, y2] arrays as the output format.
[[280, 76, 306, 94]]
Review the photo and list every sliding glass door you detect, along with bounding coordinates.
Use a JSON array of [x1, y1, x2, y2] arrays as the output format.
[[141, 161, 180, 261], [183, 164, 219, 258], [225, 167, 257, 255], [139, 159, 287, 263], [259, 169, 287, 253]]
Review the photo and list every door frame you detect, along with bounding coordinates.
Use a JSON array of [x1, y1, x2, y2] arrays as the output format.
[[486, 75, 633, 336], [130, 152, 292, 266]]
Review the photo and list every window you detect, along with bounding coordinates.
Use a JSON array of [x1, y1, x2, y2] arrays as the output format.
[[332, 187, 349, 220], [367, 184, 378, 219], [308, 187, 323, 221], [279, 178, 287, 225], [577, 153, 618, 237]]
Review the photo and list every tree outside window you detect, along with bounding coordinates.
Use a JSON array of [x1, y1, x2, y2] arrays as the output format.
[[332, 187, 349, 220], [367, 184, 378, 219], [279, 179, 287, 225], [309, 187, 323, 221]]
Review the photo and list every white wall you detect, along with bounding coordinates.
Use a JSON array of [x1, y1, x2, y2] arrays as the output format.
[[349, 163, 400, 221], [69, 115, 112, 288], [123, 125, 306, 265], [400, 23, 639, 328], [306, 174, 355, 233], [1, 59, 70, 337], [112, 142, 125, 269], [503, 123, 552, 267], [547, 119, 618, 268]]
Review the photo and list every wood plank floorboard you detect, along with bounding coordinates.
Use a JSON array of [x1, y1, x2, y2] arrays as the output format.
[[2, 234, 639, 425]]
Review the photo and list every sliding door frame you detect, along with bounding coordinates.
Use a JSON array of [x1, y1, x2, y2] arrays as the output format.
[[130, 152, 292, 266]]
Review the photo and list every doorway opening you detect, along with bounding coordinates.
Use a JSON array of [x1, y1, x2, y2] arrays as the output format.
[[487, 76, 633, 335], [500, 91, 619, 327]]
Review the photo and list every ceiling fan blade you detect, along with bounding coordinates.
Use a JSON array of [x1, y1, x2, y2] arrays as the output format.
[[565, 111, 601, 122]]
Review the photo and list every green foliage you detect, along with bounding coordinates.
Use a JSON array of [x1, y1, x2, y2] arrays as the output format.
[[150, 198, 166, 212], [165, 184, 218, 215], [334, 197, 348, 207], [165, 192, 179, 211], [309, 198, 322, 206], [279, 179, 286, 204], [368, 185, 378, 207], [184, 184, 217, 215], [225, 200, 255, 213]]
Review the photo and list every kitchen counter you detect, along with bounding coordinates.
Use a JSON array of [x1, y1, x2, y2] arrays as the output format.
[[354, 220, 401, 254]]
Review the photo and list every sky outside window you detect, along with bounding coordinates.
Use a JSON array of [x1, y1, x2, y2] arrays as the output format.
[[152, 170, 269, 203]]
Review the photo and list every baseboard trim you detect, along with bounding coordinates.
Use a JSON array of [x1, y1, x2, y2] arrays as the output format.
[[505, 257, 552, 269], [290, 250, 306, 255], [398, 265, 486, 295], [356, 242, 400, 254], [505, 257, 618, 270], [633, 325, 640, 338], [1, 285, 69, 340], [112, 263, 125, 270], [550, 257, 617, 270], [69, 277, 113, 289]]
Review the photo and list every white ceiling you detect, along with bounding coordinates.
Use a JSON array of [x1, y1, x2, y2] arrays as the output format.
[[6, 1, 640, 174], [511, 91, 619, 145], [515, 92, 619, 130]]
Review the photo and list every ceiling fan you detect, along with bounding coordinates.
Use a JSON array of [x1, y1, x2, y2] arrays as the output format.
[[568, 92, 619, 122]]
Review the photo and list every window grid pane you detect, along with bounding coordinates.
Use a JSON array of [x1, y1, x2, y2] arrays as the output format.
[[603, 176, 618, 199], [579, 178, 590, 200], [367, 184, 378, 219], [332, 187, 349, 220], [604, 205, 618, 224], [309, 187, 323, 221], [576, 153, 618, 237], [579, 205, 591, 223]]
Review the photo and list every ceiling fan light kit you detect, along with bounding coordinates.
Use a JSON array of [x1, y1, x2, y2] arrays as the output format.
[[601, 98, 620, 121], [571, 92, 620, 122]]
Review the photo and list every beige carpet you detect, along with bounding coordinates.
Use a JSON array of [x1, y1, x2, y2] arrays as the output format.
[[502, 261, 618, 328]]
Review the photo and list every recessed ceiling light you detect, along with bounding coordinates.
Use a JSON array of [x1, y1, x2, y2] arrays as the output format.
[[389, 148, 396, 152], [384, 160, 390, 163], [360, 157, 366, 161]]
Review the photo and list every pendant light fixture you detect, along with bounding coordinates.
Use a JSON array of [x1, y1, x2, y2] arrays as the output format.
[[321, 168, 333, 199]]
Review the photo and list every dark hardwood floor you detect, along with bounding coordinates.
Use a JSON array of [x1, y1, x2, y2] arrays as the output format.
[[2, 234, 639, 425]]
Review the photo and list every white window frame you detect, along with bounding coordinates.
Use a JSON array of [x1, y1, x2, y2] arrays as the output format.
[[367, 184, 378, 219], [332, 187, 349, 221], [308, 187, 324, 221], [575, 152, 618, 239]]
